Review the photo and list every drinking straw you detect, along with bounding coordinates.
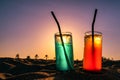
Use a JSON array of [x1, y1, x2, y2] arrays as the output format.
[[51, 11, 72, 70], [92, 9, 98, 53]]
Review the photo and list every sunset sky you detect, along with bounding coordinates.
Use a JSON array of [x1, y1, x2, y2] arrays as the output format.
[[0, 0, 120, 60]]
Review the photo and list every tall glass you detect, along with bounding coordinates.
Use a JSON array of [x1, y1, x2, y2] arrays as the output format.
[[55, 32, 74, 71], [83, 31, 102, 71]]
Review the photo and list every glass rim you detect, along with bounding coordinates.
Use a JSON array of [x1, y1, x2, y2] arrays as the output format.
[[55, 32, 72, 36], [85, 31, 102, 35]]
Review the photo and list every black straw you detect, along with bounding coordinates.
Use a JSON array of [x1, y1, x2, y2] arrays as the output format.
[[92, 9, 98, 54], [51, 11, 72, 70]]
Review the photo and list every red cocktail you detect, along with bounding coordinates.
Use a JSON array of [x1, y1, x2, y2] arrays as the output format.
[[83, 31, 102, 71]]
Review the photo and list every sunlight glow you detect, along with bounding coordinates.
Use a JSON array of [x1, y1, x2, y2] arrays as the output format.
[[95, 37, 101, 44]]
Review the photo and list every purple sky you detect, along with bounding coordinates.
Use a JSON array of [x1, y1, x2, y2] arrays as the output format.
[[0, 0, 120, 60]]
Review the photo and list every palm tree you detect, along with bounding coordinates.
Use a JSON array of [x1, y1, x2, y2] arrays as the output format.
[[26, 56, 31, 60], [15, 53, 19, 59], [44, 54, 48, 60], [35, 54, 39, 59]]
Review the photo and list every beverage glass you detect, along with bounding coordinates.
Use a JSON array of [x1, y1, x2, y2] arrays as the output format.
[[55, 32, 74, 71], [83, 31, 102, 71]]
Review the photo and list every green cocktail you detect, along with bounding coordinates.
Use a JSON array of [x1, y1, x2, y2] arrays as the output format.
[[55, 32, 74, 71]]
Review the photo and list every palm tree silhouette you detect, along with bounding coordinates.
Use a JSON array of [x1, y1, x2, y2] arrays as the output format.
[[44, 54, 48, 60], [15, 53, 19, 59], [26, 56, 31, 60], [35, 54, 39, 59]]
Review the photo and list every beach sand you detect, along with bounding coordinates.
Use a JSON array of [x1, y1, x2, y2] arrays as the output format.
[[0, 58, 120, 80]]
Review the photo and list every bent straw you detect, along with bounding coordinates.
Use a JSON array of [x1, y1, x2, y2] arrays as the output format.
[[51, 11, 72, 70], [92, 9, 98, 54]]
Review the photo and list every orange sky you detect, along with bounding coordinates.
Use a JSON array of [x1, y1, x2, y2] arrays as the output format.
[[0, 0, 120, 60]]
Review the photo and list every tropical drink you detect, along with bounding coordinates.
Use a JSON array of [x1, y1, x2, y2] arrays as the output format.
[[83, 31, 102, 71], [55, 32, 74, 71]]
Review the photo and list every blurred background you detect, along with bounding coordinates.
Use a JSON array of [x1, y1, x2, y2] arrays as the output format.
[[0, 0, 120, 60]]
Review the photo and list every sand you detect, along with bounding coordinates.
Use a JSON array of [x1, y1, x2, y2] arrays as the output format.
[[0, 58, 120, 80]]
